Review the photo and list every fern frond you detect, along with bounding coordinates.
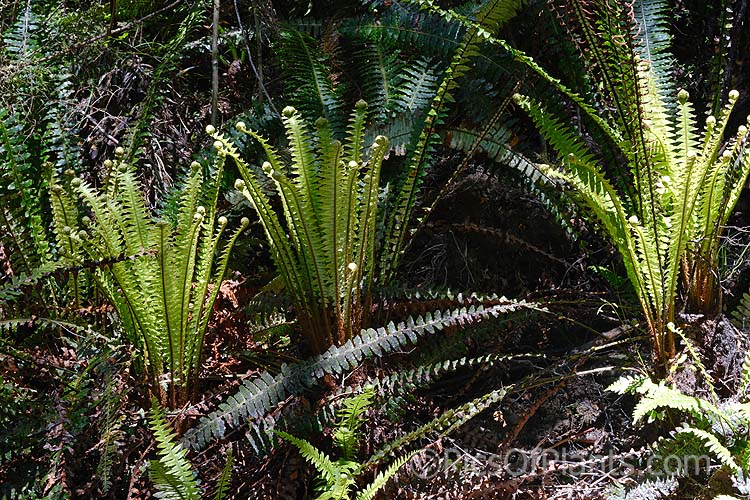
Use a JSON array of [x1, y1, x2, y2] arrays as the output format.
[[672, 425, 740, 472], [608, 375, 723, 425], [350, 42, 404, 120], [391, 57, 440, 113], [212, 449, 233, 500], [274, 430, 344, 492], [355, 450, 417, 500], [148, 402, 201, 500], [444, 122, 541, 182], [607, 477, 678, 499], [334, 388, 374, 461], [275, 29, 344, 129], [0, 107, 52, 275], [183, 302, 531, 450], [344, 10, 462, 61], [364, 388, 506, 468], [379, 0, 523, 281]]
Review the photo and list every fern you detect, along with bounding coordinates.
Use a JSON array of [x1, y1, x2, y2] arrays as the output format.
[[672, 425, 740, 473], [95, 366, 125, 494], [2, 1, 38, 64], [148, 401, 201, 500], [0, 107, 52, 278], [215, 103, 389, 352], [317, 351, 544, 424], [212, 449, 233, 500], [275, 388, 415, 500], [485, 0, 750, 370], [121, 4, 206, 167], [363, 387, 506, 468], [609, 373, 750, 495], [607, 477, 679, 500], [345, 9, 463, 61], [274, 29, 345, 131], [377, 0, 524, 284], [65, 146, 246, 408], [349, 42, 405, 122], [182, 300, 531, 450], [0, 321, 121, 498]]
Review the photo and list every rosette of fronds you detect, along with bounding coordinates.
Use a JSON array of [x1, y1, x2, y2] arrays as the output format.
[[211, 102, 388, 353], [511, 0, 750, 372], [57, 147, 247, 408]]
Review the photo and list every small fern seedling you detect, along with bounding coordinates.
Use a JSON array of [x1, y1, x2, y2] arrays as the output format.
[[609, 372, 750, 497], [275, 388, 415, 500]]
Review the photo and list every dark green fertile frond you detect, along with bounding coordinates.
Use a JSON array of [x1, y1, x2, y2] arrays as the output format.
[[344, 10, 463, 61], [378, 0, 524, 282], [349, 42, 405, 120], [0, 107, 52, 276], [632, 0, 676, 105], [275, 29, 344, 129], [443, 122, 541, 181], [391, 57, 441, 114], [2, 3, 39, 63]]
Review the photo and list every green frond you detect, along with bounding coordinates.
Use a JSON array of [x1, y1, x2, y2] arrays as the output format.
[[274, 430, 343, 491], [0, 107, 52, 275], [366, 111, 419, 158], [2, 3, 39, 63], [333, 388, 374, 461], [96, 370, 123, 494], [148, 402, 201, 500], [633, 0, 676, 105], [275, 29, 344, 128], [379, 0, 521, 281], [629, 220, 665, 322], [608, 375, 723, 425], [343, 10, 463, 61], [350, 42, 404, 119], [213, 449, 233, 500], [513, 96, 639, 288], [675, 327, 718, 402], [355, 450, 417, 500], [672, 425, 740, 472], [364, 388, 506, 468], [183, 301, 532, 450], [222, 105, 389, 350], [443, 122, 541, 182], [391, 57, 440, 114], [66, 140, 240, 407]]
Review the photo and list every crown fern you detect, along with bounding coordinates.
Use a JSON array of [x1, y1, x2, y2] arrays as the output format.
[[212, 102, 388, 353], [55, 147, 247, 408], [509, 0, 750, 371]]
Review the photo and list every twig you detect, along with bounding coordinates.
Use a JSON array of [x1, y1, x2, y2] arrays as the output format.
[[233, 0, 279, 116], [27, 0, 187, 65]]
